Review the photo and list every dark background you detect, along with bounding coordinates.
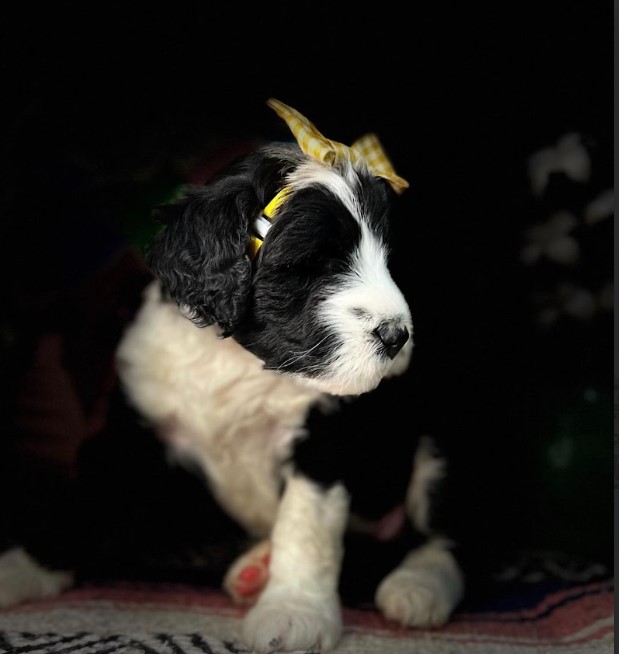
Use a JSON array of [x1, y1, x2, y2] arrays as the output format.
[[0, 5, 613, 577]]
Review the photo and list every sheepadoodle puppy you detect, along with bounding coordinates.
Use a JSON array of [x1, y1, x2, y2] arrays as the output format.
[[0, 99, 464, 654]]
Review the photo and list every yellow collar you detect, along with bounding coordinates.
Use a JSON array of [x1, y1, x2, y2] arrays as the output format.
[[248, 187, 291, 259]]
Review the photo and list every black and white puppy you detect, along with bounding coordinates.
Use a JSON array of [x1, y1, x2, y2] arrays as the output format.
[[0, 138, 464, 652]]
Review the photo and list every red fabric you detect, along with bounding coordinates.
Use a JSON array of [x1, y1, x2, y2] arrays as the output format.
[[13, 247, 151, 477]]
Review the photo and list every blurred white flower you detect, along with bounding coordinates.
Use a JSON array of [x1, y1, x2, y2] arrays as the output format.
[[562, 285, 597, 319], [584, 189, 614, 225], [521, 212, 580, 266], [536, 283, 607, 327], [528, 133, 591, 196], [597, 283, 614, 310]]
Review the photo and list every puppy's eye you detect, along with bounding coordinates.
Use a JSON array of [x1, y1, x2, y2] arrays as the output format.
[[271, 260, 303, 275], [272, 255, 342, 277], [307, 258, 339, 274], [277, 259, 325, 275]]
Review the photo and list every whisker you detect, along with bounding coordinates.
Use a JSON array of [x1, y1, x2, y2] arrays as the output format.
[[274, 334, 332, 371]]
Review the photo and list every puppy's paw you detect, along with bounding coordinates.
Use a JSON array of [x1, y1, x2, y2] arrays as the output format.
[[241, 588, 342, 653], [223, 540, 270, 605], [375, 568, 456, 628], [0, 547, 74, 608]]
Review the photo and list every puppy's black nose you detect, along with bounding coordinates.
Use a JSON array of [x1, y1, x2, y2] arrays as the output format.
[[374, 323, 409, 359]]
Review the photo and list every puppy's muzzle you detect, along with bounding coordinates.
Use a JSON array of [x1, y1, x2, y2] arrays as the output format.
[[374, 322, 410, 359]]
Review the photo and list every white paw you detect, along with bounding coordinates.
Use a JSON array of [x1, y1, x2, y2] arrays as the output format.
[[375, 568, 457, 628], [241, 588, 342, 653], [0, 547, 74, 608]]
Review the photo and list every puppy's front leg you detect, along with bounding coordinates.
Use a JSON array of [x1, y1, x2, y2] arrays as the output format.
[[241, 474, 348, 654]]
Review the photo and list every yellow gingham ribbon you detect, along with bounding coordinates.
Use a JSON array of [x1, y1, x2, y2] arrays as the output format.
[[267, 98, 410, 195]]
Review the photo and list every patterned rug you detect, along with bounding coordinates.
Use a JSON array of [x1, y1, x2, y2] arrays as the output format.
[[0, 575, 613, 653]]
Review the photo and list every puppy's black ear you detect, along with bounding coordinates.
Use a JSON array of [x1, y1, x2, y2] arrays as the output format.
[[147, 176, 259, 335]]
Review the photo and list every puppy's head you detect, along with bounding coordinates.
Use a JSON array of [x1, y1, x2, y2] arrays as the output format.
[[148, 141, 412, 396]]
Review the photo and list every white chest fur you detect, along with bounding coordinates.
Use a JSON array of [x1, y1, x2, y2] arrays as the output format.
[[116, 281, 323, 536]]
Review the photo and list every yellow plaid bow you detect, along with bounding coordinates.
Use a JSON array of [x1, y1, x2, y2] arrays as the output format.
[[267, 98, 409, 195]]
